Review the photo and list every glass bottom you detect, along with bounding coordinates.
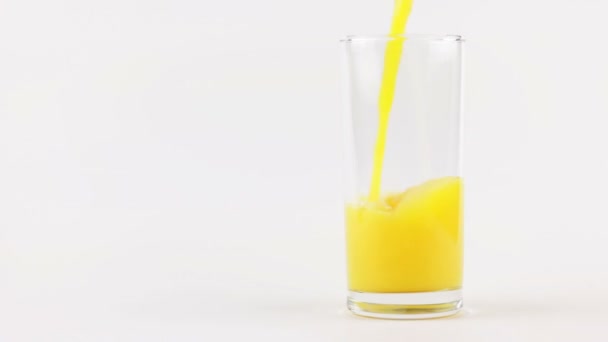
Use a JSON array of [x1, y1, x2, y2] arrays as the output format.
[[347, 289, 462, 319]]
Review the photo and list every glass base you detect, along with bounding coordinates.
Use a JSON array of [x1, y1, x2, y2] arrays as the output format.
[[347, 289, 462, 319]]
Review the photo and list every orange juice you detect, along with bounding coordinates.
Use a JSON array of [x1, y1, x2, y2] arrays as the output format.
[[346, 177, 463, 292], [346, 0, 463, 294]]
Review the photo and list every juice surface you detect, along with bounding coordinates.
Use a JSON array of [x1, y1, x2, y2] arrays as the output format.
[[346, 177, 463, 292]]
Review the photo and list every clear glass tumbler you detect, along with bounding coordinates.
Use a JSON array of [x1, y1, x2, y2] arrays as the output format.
[[341, 34, 464, 319]]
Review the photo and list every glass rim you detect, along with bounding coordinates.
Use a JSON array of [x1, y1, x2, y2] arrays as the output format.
[[340, 34, 464, 43]]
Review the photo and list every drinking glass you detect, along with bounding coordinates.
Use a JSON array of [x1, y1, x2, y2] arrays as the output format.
[[341, 34, 464, 319]]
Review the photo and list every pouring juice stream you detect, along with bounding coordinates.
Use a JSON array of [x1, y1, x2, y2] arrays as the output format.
[[368, 0, 413, 201]]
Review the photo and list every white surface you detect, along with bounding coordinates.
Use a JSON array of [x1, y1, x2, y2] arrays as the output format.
[[1, 0, 608, 341]]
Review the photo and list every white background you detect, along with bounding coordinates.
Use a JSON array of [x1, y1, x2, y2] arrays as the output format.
[[1, 0, 607, 341]]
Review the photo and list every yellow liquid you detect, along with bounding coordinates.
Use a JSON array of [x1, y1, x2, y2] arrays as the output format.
[[347, 177, 463, 292], [369, 0, 413, 201], [346, 0, 462, 293]]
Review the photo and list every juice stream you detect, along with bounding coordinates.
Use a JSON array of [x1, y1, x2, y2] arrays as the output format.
[[369, 0, 414, 201]]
